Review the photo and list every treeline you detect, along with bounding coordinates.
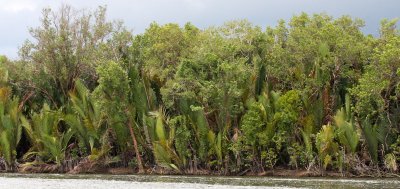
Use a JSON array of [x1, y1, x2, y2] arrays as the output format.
[[0, 5, 399, 176]]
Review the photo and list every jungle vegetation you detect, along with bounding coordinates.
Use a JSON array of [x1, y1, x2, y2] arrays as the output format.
[[0, 5, 399, 176]]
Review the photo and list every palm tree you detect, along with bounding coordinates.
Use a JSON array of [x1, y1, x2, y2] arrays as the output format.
[[64, 79, 106, 156], [21, 104, 73, 165], [0, 97, 23, 171], [333, 95, 360, 154], [150, 108, 182, 172]]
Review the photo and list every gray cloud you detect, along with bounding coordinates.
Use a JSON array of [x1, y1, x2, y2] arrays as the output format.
[[0, 0, 399, 58]]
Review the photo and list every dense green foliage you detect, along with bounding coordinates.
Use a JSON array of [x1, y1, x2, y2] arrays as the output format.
[[0, 5, 400, 175]]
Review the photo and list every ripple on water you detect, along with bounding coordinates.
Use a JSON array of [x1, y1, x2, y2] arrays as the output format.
[[0, 177, 299, 189], [0, 174, 399, 189]]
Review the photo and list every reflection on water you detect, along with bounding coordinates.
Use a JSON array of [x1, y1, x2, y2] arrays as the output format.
[[0, 173, 399, 189]]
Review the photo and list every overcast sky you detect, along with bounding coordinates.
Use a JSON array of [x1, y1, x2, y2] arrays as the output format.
[[0, 0, 399, 59]]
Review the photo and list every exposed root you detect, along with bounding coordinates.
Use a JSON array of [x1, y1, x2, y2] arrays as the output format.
[[19, 162, 60, 173], [68, 157, 107, 174]]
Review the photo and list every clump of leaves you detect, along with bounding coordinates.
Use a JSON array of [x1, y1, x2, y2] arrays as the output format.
[[316, 124, 339, 170]]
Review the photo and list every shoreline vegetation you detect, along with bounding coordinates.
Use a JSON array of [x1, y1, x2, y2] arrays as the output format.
[[0, 4, 400, 178]]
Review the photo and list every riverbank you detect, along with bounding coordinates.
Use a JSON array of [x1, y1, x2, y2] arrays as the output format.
[[1, 5, 400, 183], [3, 163, 400, 178]]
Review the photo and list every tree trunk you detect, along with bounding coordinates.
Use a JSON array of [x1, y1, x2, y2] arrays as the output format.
[[127, 116, 145, 173]]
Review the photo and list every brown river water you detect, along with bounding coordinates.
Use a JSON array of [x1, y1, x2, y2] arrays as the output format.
[[0, 173, 399, 189]]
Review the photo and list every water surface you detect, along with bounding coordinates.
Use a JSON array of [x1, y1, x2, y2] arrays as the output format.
[[0, 173, 399, 189]]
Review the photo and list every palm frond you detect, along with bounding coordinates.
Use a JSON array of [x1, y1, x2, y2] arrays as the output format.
[[362, 118, 379, 163]]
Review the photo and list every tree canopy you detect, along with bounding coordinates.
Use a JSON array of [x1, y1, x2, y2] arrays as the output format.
[[0, 5, 400, 175]]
